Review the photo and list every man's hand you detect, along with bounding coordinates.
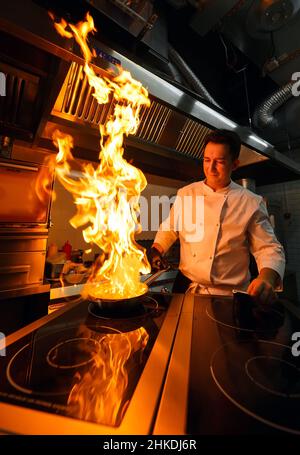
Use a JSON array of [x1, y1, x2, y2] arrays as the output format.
[[147, 245, 168, 272], [247, 268, 279, 304]]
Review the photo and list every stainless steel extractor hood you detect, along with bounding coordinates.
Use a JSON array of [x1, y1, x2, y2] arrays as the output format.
[[1, 0, 300, 185]]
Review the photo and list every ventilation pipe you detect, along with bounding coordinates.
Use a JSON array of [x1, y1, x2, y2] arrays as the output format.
[[253, 81, 294, 129], [168, 45, 223, 109]]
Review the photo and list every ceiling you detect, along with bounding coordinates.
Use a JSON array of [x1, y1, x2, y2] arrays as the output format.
[[32, 0, 300, 153], [1, 0, 300, 185]]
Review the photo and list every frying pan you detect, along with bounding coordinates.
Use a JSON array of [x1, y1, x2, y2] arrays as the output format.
[[89, 267, 170, 312]]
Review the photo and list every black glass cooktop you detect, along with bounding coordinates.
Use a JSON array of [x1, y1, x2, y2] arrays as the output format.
[[188, 296, 300, 435], [0, 293, 172, 428]]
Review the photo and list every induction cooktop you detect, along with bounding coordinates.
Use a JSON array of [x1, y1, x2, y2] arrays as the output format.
[[188, 296, 300, 434], [0, 292, 183, 434]]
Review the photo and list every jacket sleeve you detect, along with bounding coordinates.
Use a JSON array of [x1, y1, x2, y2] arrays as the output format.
[[153, 192, 181, 254], [247, 200, 285, 287]]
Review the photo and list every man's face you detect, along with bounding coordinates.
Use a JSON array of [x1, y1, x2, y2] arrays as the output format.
[[203, 141, 239, 190]]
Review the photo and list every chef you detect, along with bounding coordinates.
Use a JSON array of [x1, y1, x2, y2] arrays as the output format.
[[149, 129, 285, 304]]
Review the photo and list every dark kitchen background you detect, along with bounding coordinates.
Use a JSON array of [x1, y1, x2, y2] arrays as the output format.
[[1, 0, 300, 436], [0, 0, 299, 312], [1, 0, 300, 305]]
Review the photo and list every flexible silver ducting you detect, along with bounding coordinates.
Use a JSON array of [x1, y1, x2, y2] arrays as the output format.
[[168, 45, 223, 109], [168, 61, 186, 85], [253, 81, 294, 128]]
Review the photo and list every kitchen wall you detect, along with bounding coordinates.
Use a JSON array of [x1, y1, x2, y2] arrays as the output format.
[[48, 172, 185, 261], [137, 174, 185, 241], [47, 177, 99, 261], [256, 149, 300, 304]]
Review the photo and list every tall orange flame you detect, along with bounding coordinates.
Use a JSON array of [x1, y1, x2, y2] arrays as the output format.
[[51, 13, 151, 300]]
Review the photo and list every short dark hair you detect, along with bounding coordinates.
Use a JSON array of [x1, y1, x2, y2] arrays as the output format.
[[203, 129, 241, 161]]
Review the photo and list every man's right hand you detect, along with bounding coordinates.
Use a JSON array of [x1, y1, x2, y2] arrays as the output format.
[[148, 246, 168, 272]]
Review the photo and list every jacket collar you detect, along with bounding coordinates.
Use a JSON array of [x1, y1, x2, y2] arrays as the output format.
[[202, 179, 235, 194]]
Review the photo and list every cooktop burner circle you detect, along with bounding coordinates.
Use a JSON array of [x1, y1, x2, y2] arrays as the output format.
[[6, 343, 69, 396], [6, 325, 120, 396], [87, 296, 159, 320], [210, 340, 300, 434], [206, 299, 285, 332], [245, 355, 300, 398], [46, 337, 101, 369]]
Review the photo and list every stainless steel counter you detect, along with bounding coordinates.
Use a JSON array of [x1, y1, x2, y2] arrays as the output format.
[[153, 291, 194, 434]]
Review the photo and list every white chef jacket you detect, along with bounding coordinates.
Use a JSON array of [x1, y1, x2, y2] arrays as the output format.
[[154, 180, 285, 295]]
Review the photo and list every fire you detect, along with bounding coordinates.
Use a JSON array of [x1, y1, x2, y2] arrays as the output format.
[[51, 13, 151, 300], [34, 156, 56, 205], [68, 326, 149, 426]]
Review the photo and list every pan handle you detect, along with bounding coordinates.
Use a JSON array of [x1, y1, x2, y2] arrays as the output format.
[[143, 266, 171, 288]]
